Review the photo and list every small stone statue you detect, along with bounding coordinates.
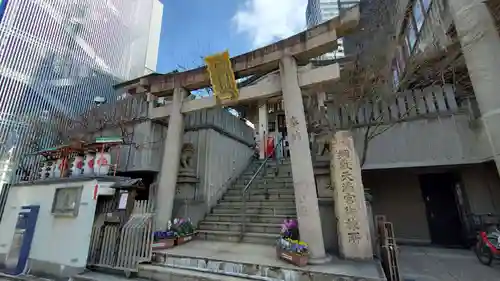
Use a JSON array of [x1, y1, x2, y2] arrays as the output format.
[[180, 143, 195, 170], [311, 124, 333, 157], [177, 143, 198, 196], [306, 95, 335, 157]]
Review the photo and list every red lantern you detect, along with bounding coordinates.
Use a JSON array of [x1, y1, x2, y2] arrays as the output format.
[[75, 160, 83, 169]]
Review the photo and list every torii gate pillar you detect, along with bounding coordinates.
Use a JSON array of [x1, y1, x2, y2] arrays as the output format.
[[280, 55, 330, 263]]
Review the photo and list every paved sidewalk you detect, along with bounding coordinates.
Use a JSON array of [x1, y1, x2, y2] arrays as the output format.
[[3, 246, 499, 281], [0, 273, 54, 281], [0, 275, 48, 281], [399, 246, 500, 281]]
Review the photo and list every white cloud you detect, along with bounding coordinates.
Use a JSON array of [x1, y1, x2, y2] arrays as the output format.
[[233, 0, 307, 48]]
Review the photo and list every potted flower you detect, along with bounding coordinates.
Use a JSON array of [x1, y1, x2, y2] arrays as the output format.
[[171, 218, 196, 245], [151, 221, 177, 251], [276, 218, 309, 266]]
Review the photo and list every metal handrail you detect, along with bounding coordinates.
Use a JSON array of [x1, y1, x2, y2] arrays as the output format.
[[239, 136, 283, 241]]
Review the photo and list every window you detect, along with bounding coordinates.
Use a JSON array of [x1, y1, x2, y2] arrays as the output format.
[[421, 0, 431, 12], [52, 56, 64, 75], [66, 20, 82, 35], [413, 0, 424, 31], [392, 0, 432, 90], [392, 59, 400, 89], [407, 21, 417, 51], [40, 110, 50, 121], [268, 121, 276, 132], [51, 187, 82, 217], [79, 64, 89, 78]]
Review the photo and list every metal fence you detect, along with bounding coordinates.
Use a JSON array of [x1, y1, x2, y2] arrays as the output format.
[[376, 215, 402, 281], [87, 199, 153, 276]]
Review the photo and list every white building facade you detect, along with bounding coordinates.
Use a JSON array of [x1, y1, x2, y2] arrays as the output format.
[[306, 0, 360, 59], [0, 0, 163, 189]]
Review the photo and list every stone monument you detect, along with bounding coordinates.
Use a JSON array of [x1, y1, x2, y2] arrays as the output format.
[[330, 130, 373, 260]]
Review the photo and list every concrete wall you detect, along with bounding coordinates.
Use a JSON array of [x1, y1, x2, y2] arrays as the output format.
[[353, 114, 491, 169], [0, 179, 116, 279], [461, 163, 500, 215], [97, 108, 255, 176], [313, 162, 339, 254], [172, 108, 255, 226], [364, 170, 431, 244], [325, 85, 491, 169], [88, 107, 255, 226], [318, 200, 339, 254], [99, 120, 167, 173], [358, 164, 500, 244]]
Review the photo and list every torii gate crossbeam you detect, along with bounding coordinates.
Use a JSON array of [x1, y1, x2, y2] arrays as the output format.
[[114, 5, 360, 96]]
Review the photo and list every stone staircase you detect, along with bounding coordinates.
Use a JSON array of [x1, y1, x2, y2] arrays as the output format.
[[72, 159, 386, 281], [197, 159, 296, 245]]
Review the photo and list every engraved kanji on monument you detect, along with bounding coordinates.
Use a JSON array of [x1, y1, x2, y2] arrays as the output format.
[[330, 131, 373, 260]]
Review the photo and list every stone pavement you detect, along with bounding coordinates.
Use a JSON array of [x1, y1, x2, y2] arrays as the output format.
[[150, 240, 385, 280], [0, 274, 52, 281], [399, 246, 500, 281], [3, 246, 500, 281]]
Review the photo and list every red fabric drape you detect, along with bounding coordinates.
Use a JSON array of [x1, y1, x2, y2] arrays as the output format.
[[266, 136, 275, 158]]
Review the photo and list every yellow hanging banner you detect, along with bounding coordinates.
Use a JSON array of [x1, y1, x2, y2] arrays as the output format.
[[204, 51, 239, 101]]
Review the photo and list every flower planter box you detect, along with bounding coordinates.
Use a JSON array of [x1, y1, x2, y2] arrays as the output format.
[[276, 247, 309, 267], [176, 233, 195, 245], [151, 238, 176, 251]]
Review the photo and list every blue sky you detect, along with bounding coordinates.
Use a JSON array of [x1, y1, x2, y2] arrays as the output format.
[[156, 0, 308, 73]]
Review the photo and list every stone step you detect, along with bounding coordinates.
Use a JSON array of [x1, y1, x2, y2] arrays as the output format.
[[204, 214, 294, 224], [73, 270, 242, 281], [223, 194, 295, 201], [230, 182, 294, 190], [197, 230, 278, 245], [258, 160, 291, 166], [244, 164, 288, 172], [245, 163, 329, 175], [225, 188, 294, 195], [234, 182, 294, 189], [212, 206, 296, 216], [141, 241, 386, 281], [241, 170, 292, 178], [243, 165, 292, 175], [236, 177, 293, 184], [199, 221, 281, 234], [218, 200, 295, 208], [138, 264, 251, 281], [251, 159, 291, 164]]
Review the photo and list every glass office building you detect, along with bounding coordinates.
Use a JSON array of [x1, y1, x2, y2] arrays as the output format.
[[306, 0, 360, 59], [0, 0, 163, 187]]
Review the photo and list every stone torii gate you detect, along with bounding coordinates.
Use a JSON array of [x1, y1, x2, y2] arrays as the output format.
[[115, 5, 372, 262]]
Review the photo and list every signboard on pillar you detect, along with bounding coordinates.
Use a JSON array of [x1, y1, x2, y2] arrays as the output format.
[[204, 51, 239, 101]]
